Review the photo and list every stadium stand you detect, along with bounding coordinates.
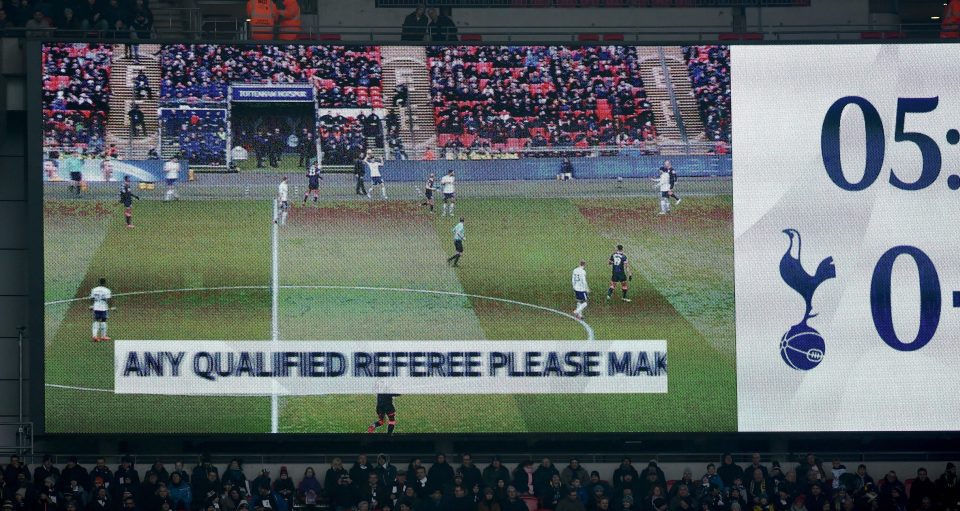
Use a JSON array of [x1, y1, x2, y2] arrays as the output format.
[[159, 44, 383, 108], [427, 45, 657, 156], [681, 45, 730, 143], [42, 43, 112, 153], [158, 109, 228, 165], [0, 454, 951, 511]]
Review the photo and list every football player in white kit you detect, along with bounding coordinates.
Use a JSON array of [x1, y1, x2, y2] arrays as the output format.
[[572, 260, 589, 320], [276, 176, 289, 225], [163, 155, 180, 201], [366, 151, 387, 200], [440, 170, 456, 216], [90, 278, 113, 342], [653, 167, 672, 215]]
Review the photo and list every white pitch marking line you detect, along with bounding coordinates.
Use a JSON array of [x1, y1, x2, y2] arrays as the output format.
[[43, 284, 596, 398], [45, 285, 595, 341], [271, 199, 280, 434]]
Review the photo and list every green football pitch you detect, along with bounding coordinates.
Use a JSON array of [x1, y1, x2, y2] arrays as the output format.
[[43, 184, 736, 433]]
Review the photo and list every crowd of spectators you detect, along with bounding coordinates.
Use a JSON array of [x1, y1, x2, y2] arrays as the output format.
[[159, 45, 383, 108], [315, 111, 383, 165], [682, 45, 730, 144], [159, 109, 227, 165], [0, 0, 153, 37], [2, 454, 959, 511], [427, 45, 657, 157], [42, 43, 111, 151]]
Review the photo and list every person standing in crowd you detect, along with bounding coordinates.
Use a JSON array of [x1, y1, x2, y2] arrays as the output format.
[[400, 3, 428, 41], [557, 157, 574, 181], [269, 127, 282, 168], [277, 0, 300, 40], [427, 7, 458, 42], [255, 129, 268, 168], [297, 127, 313, 169], [246, 0, 277, 40], [128, 103, 146, 138]]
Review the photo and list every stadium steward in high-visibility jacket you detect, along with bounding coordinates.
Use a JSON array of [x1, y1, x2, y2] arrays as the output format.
[[944, 0, 960, 39], [247, 0, 277, 40], [278, 0, 301, 41]]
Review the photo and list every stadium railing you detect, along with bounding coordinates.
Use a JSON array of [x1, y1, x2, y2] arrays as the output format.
[[9, 21, 943, 43], [0, 421, 33, 456]]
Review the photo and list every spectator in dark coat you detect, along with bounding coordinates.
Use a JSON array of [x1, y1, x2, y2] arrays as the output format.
[[503, 487, 529, 511], [34, 456, 60, 488], [400, 3, 428, 41], [483, 459, 510, 490], [513, 462, 535, 496], [534, 460, 560, 496], [5, 456, 31, 491], [458, 455, 483, 492], [561, 460, 589, 489], [613, 460, 639, 490], [909, 468, 936, 511], [936, 463, 959, 510], [426, 7, 457, 42], [718, 455, 743, 489], [351, 455, 373, 486], [428, 455, 455, 493], [325, 459, 348, 491]]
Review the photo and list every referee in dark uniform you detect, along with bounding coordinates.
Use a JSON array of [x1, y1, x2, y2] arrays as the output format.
[[354, 155, 367, 196], [368, 394, 400, 434]]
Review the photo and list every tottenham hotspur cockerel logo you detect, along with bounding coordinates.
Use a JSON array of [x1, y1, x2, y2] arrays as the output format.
[[778, 229, 836, 370]]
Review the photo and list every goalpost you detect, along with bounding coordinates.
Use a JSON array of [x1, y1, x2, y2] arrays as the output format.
[[226, 84, 322, 171]]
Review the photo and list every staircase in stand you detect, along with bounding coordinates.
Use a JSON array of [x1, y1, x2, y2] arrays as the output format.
[[661, 46, 706, 142], [380, 46, 436, 157], [635, 46, 680, 142], [107, 43, 162, 159]]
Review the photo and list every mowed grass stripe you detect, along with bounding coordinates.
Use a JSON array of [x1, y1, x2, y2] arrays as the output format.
[[276, 202, 528, 433], [577, 196, 736, 360], [441, 198, 736, 432], [45, 200, 275, 433]]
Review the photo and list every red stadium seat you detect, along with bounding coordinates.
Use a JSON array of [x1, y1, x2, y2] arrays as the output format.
[[741, 32, 764, 40], [667, 480, 677, 492], [605, 0, 625, 5], [718, 32, 742, 40], [906, 479, 914, 497], [529, 0, 552, 5], [602, 33, 625, 41], [578, 33, 601, 41], [317, 33, 342, 41], [520, 496, 539, 511], [556, 0, 578, 6], [460, 33, 483, 41], [860, 31, 884, 39]]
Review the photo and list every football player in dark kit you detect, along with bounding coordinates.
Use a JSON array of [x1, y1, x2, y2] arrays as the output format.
[[303, 163, 322, 204], [119, 175, 140, 228], [368, 394, 400, 434], [606, 244, 633, 302]]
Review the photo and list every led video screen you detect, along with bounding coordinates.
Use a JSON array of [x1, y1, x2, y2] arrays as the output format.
[[41, 42, 737, 434]]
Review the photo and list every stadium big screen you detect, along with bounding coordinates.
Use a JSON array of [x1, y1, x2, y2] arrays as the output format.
[[38, 42, 958, 434]]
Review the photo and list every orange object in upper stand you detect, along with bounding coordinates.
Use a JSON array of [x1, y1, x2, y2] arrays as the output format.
[[247, 0, 277, 40], [277, 0, 301, 41], [942, 0, 960, 38]]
